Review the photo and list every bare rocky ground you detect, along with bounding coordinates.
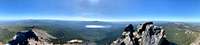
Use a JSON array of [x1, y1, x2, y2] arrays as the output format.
[[0, 42, 2, 45], [190, 33, 200, 45]]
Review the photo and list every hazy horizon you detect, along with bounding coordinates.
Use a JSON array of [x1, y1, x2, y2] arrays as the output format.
[[0, 19, 199, 23], [0, 0, 199, 22]]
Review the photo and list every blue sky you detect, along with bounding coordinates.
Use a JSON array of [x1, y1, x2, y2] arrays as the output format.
[[0, 0, 199, 22]]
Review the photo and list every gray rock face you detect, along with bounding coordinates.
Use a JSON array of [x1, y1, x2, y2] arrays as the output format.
[[8, 27, 55, 45], [111, 22, 170, 45], [8, 30, 39, 45]]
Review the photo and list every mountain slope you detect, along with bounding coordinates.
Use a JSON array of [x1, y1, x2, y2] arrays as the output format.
[[0, 20, 200, 45]]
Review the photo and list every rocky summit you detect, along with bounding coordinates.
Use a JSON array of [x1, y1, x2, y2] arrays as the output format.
[[8, 27, 55, 45], [111, 22, 171, 45]]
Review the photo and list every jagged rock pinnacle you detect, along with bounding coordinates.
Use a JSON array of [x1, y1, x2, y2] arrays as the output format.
[[8, 27, 55, 45], [124, 24, 134, 32], [111, 22, 170, 45]]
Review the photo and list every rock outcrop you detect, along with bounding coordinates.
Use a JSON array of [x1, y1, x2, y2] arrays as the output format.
[[190, 34, 200, 45], [8, 27, 56, 45], [111, 22, 170, 45], [0, 42, 2, 45]]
